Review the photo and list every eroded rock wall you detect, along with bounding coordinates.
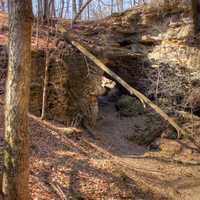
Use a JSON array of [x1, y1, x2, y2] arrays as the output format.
[[67, 1, 200, 111], [30, 44, 103, 127], [0, 44, 103, 127]]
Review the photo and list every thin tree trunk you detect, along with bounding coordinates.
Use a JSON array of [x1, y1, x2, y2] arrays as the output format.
[[72, 0, 77, 19], [49, 0, 56, 18], [41, 17, 50, 120], [41, 38, 50, 120], [87, 4, 90, 20], [38, 0, 43, 22], [36, 0, 40, 47], [2, 0, 33, 199], [43, 0, 49, 22], [111, 0, 114, 14], [60, 0, 65, 18], [0, 0, 5, 11], [119, 0, 123, 11], [78, 0, 83, 19], [116, 0, 120, 12]]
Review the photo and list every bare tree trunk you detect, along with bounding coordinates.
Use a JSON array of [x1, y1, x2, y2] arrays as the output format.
[[78, 0, 83, 19], [2, 0, 33, 199], [0, 0, 5, 11], [72, 0, 77, 19], [97, 0, 101, 18], [119, 0, 123, 11], [111, 0, 114, 14], [36, 1, 39, 47], [49, 0, 56, 17], [37, 0, 43, 22], [65, 0, 70, 18], [60, 0, 65, 18], [87, 3, 90, 20], [41, 35, 50, 120], [43, 0, 49, 22], [116, 0, 119, 12]]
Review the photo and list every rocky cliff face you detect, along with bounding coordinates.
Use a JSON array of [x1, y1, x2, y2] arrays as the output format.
[[66, 1, 200, 112]]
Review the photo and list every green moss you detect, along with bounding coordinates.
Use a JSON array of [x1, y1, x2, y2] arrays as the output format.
[[116, 95, 145, 117]]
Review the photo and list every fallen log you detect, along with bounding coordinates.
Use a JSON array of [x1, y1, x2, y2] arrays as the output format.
[[57, 25, 191, 138], [29, 114, 82, 135]]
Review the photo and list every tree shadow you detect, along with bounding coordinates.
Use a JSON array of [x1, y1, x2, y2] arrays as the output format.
[[28, 118, 181, 199]]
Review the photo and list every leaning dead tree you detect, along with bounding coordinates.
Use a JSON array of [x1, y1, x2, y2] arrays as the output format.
[[2, 0, 33, 199]]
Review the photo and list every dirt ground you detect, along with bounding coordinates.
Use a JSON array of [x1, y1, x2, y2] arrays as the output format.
[[0, 99, 200, 200]]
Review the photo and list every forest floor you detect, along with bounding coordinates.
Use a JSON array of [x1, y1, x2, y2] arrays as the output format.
[[1, 100, 200, 200]]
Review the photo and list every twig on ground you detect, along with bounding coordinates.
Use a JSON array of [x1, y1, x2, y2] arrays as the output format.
[[49, 182, 67, 200]]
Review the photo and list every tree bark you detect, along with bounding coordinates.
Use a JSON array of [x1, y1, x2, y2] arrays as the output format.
[[43, 0, 49, 22], [0, 0, 5, 11], [72, 0, 77, 19], [60, 0, 65, 18], [41, 34, 50, 120], [2, 0, 33, 199], [78, 0, 83, 19]]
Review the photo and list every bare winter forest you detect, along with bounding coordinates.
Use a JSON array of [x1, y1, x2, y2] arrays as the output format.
[[0, 0, 200, 199]]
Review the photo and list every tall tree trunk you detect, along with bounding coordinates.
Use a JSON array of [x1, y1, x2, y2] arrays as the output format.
[[65, 0, 70, 18], [43, 0, 49, 22], [111, 0, 114, 14], [116, 0, 119, 12], [72, 0, 77, 19], [0, 0, 5, 11], [119, 0, 123, 11], [37, 0, 43, 22], [78, 0, 83, 19], [87, 4, 90, 20], [60, 0, 65, 18], [2, 0, 33, 199], [41, 34, 50, 120], [51, 0, 56, 17]]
